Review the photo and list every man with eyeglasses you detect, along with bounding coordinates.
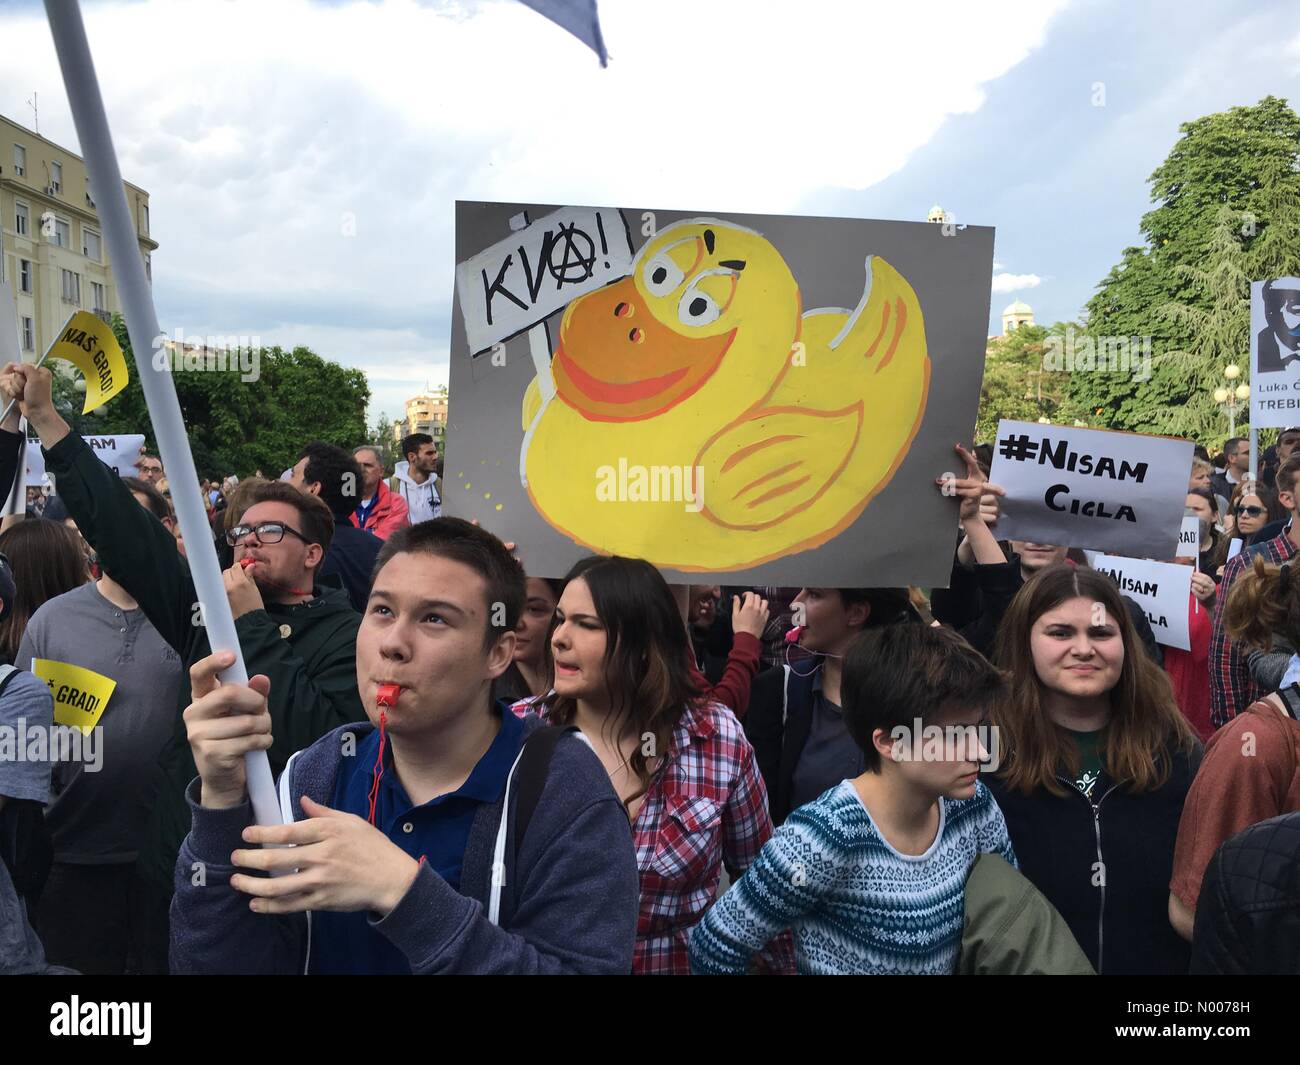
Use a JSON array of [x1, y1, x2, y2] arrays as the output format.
[[0, 362, 365, 973], [135, 454, 164, 486]]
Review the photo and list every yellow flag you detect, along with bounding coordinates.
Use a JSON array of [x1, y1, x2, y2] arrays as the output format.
[[31, 659, 117, 734], [47, 311, 130, 413]]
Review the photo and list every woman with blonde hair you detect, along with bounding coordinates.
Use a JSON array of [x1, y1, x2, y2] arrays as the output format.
[[986, 563, 1201, 974]]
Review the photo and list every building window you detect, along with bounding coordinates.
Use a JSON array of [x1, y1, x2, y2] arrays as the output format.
[[15, 202, 28, 237], [142, 203, 150, 236], [12, 144, 24, 177], [54, 218, 70, 248], [91, 281, 105, 312], [50, 161, 62, 194], [144, 251, 152, 282], [19, 260, 31, 294], [21, 317, 33, 352], [83, 228, 101, 261], [61, 268, 80, 304]]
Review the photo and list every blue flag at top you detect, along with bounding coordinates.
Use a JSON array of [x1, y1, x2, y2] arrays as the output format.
[[517, 0, 608, 65]]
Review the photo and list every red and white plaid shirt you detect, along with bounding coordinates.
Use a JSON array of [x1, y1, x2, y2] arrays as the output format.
[[512, 696, 795, 975]]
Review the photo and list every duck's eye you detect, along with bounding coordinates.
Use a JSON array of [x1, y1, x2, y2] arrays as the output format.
[[677, 284, 722, 327], [643, 254, 685, 297]]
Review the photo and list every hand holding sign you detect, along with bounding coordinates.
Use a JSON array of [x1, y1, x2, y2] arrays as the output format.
[[0, 311, 130, 426], [942, 444, 1006, 523], [1189, 570, 1216, 605], [0, 361, 60, 439]]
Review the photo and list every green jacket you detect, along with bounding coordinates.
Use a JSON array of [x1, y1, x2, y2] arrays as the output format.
[[43, 433, 364, 892], [959, 854, 1096, 975]]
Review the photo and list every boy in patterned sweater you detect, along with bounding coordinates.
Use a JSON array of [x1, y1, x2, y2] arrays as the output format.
[[689, 623, 1015, 975]]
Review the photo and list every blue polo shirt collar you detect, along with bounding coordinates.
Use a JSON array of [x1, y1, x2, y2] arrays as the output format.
[[370, 704, 523, 816]]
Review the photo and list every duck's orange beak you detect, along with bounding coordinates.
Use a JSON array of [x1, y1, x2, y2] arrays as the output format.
[[552, 277, 734, 422]]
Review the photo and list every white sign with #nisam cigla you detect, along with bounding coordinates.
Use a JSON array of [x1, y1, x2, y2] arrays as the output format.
[[1176, 515, 1200, 560], [988, 420, 1193, 558], [455, 206, 635, 354], [1087, 552, 1193, 651]]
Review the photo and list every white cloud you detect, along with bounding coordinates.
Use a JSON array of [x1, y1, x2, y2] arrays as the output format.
[[990, 272, 1044, 294], [0, 0, 1067, 423]]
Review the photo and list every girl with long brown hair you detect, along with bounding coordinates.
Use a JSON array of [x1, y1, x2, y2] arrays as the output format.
[[0, 520, 90, 663], [515, 555, 794, 975], [987, 563, 1200, 975], [1169, 555, 1300, 942]]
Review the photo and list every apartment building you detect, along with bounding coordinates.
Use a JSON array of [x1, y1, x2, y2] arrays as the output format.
[[1, 113, 157, 358]]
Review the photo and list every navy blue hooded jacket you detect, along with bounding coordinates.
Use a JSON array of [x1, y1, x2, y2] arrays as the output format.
[[169, 715, 639, 974]]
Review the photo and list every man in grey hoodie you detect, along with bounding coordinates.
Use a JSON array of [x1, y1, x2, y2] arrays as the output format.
[[391, 433, 441, 524], [170, 518, 638, 974]]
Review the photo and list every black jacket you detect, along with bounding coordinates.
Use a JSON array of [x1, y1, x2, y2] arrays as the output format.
[[932, 554, 1163, 666], [742, 665, 817, 827], [1191, 811, 1300, 974], [320, 514, 382, 613], [987, 741, 1200, 975], [40, 433, 365, 900]]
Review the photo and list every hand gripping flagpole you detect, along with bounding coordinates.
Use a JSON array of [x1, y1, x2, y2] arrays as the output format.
[[45, 0, 281, 826]]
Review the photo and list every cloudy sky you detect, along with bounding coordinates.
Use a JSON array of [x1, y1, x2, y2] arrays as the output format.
[[1, 0, 1298, 423]]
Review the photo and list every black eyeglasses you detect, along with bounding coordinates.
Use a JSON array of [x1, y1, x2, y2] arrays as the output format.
[[1235, 505, 1265, 518], [225, 521, 310, 547]]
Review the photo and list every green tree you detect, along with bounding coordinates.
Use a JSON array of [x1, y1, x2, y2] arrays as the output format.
[[92, 316, 370, 479], [1246, 155, 1300, 279], [975, 323, 1088, 442], [1144, 205, 1252, 442], [1066, 96, 1300, 434]]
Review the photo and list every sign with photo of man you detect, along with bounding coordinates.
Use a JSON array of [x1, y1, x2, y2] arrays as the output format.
[[1250, 277, 1300, 428]]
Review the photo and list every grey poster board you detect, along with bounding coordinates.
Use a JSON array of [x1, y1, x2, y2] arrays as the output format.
[[447, 201, 994, 586]]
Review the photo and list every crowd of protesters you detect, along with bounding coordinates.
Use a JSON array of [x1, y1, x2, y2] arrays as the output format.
[[2, 356, 1297, 975]]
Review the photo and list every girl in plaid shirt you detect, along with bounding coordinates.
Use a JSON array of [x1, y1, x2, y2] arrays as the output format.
[[513, 556, 795, 974]]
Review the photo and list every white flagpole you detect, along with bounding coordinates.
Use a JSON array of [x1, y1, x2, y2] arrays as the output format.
[[44, 1, 280, 826]]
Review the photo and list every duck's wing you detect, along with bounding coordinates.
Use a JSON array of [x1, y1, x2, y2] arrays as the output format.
[[695, 405, 862, 530]]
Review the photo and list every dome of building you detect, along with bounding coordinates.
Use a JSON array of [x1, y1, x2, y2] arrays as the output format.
[[1003, 299, 1033, 315]]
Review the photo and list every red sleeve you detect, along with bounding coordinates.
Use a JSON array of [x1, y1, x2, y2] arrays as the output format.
[[700, 632, 762, 718], [1170, 706, 1295, 907], [375, 494, 411, 540]]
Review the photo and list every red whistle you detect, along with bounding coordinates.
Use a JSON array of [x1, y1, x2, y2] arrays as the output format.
[[785, 626, 803, 644], [239, 558, 257, 569], [376, 683, 402, 708]]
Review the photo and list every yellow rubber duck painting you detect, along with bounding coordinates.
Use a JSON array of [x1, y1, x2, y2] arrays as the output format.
[[519, 218, 930, 571]]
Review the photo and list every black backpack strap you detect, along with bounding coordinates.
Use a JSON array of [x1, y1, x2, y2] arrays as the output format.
[[1279, 683, 1300, 721], [513, 725, 580, 859]]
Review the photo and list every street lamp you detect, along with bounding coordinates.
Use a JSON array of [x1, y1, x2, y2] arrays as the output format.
[[1213, 365, 1250, 436]]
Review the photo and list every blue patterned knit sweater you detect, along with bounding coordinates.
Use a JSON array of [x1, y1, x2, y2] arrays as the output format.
[[688, 779, 1016, 975]]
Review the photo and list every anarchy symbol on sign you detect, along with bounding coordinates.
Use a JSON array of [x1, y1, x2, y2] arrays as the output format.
[[548, 223, 597, 287]]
